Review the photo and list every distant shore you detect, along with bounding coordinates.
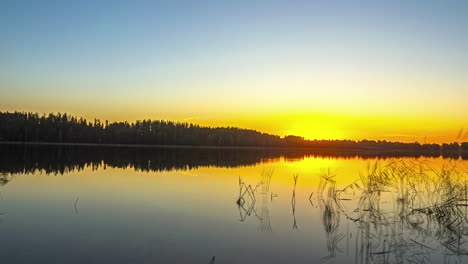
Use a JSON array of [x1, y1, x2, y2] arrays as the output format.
[[0, 141, 462, 154], [1, 141, 466, 177], [1, 112, 466, 155]]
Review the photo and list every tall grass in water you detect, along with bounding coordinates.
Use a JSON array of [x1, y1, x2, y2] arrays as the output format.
[[259, 167, 274, 194], [317, 159, 468, 263], [236, 168, 275, 231], [236, 176, 256, 222], [291, 174, 299, 230], [317, 169, 344, 262]]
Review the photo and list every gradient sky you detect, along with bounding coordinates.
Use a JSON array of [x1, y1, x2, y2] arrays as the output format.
[[1, 0, 467, 143]]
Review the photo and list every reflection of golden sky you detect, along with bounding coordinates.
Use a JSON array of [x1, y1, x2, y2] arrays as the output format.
[[162, 156, 467, 189], [11, 156, 467, 208]]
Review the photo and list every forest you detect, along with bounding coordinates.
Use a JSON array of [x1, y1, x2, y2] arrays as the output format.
[[0, 111, 466, 154]]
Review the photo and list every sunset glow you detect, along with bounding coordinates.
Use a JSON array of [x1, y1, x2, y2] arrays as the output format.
[[1, 0, 467, 143]]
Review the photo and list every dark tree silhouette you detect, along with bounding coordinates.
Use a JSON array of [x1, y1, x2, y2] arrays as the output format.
[[0, 111, 462, 156]]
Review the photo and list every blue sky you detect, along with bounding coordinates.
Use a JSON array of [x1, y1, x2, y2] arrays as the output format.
[[1, 0, 467, 141]]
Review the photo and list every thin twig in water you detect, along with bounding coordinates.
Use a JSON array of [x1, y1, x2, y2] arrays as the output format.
[[292, 174, 299, 230], [209, 256, 215, 264], [74, 197, 79, 215]]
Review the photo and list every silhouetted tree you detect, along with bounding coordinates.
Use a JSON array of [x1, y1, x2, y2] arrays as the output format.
[[0, 111, 455, 155]]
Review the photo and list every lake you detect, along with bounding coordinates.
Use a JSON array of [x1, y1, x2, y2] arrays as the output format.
[[0, 144, 467, 264]]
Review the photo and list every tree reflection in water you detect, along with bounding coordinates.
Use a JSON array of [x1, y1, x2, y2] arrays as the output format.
[[1, 143, 467, 263], [0, 143, 462, 177]]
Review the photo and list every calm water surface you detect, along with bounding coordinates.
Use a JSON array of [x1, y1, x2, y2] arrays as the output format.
[[0, 144, 467, 263]]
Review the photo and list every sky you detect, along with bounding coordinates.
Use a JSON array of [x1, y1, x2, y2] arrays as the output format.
[[1, 0, 467, 143]]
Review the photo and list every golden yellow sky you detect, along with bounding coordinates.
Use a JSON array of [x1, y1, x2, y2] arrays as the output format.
[[1, 1, 467, 144], [194, 113, 466, 144], [3, 100, 464, 144]]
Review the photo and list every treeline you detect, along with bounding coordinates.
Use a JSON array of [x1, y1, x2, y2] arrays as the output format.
[[0, 111, 282, 146], [0, 111, 466, 153]]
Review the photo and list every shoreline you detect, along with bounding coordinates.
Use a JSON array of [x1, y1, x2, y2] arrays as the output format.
[[0, 141, 453, 154]]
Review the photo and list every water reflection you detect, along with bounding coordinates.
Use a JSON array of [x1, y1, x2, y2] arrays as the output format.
[[231, 159, 468, 263], [0, 143, 467, 263], [0, 143, 465, 177], [236, 176, 256, 222], [317, 170, 344, 262], [236, 169, 274, 232], [311, 160, 468, 263], [291, 174, 299, 230]]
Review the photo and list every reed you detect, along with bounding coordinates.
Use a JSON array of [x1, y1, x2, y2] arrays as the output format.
[[316, 159, 468, 263]]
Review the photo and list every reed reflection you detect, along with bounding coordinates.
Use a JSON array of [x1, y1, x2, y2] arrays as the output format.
[[236, 168, 275, 231], [232, 159, 468, 263], [291, 174, 299, 230], [312, 160, 468, 263]]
